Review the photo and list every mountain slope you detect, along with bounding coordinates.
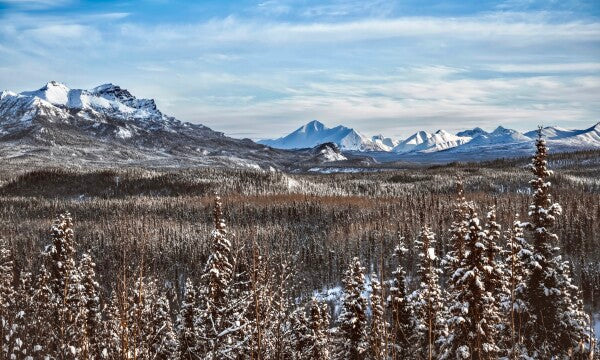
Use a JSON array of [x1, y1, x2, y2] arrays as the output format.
[[525, 124, 600, 147], [0, 82, 309, 169], [258, 120, 390, 151], [455, 126, 531, 149]]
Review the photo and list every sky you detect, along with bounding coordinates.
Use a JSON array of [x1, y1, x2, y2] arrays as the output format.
[[0, 0, 599, 140]]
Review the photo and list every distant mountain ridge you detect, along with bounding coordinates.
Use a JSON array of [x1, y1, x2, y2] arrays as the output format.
[[258, 120, 391, 151], [2, 81, 599, 168], [262, 120, 600, 157]]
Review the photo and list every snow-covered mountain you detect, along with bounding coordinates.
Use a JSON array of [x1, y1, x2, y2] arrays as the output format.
[[309, 142, 347, 162], [392, 129, 471, 153], [2, 82, 599, 167], [258, 120, 390, 151], [0, 81, 312, 169], [261, 120, 600, 161], [371, 134, 399, 151], [525, 124, 600, 148], [456, 127, 488, 138], [454, 126, 531, 149]]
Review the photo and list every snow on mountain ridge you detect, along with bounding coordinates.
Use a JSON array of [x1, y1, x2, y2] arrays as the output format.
[[1, 82, 174, 130], [258, 120, 390, 151], [21, 81, 71, 106], [392, 130, 470, 153], [456, 127, 488, 138]]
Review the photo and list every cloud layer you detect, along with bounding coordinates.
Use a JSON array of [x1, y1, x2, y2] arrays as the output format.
[[0, 0, 598, 139]]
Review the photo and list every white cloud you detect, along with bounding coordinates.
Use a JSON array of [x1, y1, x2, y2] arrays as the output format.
[[113, 15, 600, 47], [488, 62, 600, 73], [0, 7, 598, 139]]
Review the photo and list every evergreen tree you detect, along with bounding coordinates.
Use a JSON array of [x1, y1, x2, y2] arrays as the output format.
[[368, 273, 387, 359], [80, 253, 103, 359], [128, 277, 149, 359], [289, 306, 310, 359], [31, 265, 56, 359], [178, 278, 198, 359], [45, 212, 85, 359], [0, 238, 14, 359], [523, 129, 592, 357], [336, 257, 368, 360], [103, 292, 124, 359], [483, 206, 505, 304], [10, 271, 33, 359], [557, 261, 594, 359], [148, 285, 178, 359], [249, 244, 273, 359], [441, 207, 500, 359], [411, 226, 446, 360], [445, 180, 470, 278], [388, 241, 415, 359], [47, 213, 76, 298], [441, 181, 470, 359], [305, 299, 330, 360], [269, 259, 294, 359], [502, 219, 531, 357], [197, 196, 249, 359]]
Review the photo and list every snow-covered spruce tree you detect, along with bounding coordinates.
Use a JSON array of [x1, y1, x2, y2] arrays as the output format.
[[388, 241, 415, 359], [45, 212, 85, 359], [483, 206, 505, 305], [0, 238, 15, 359], [103, 292, 124, 359], [147, 284, 178, 358], [197, 196, 249, 358], [47, 213, 76, 298], [441, 207, 500, 359], [523, 129, 592, 357], [444, 180, 470, 279], [289, 306, 310, 359], [269, 259, 295, 359], [177, 278, 199, 359], [31, 265, 57, 359], [502, 219, 531, 357], [79, 253, 103, 359], [368, 273, 387, 359], [248, 243, 275, 359], [442, 180, 470, 359], [128, 276, 149, 358], [10, 271, 33, 359], [335, 257, 368, 360], [305, 299, 330, 360], [411, 226, 446, 360], [557, 261, 594, 359]]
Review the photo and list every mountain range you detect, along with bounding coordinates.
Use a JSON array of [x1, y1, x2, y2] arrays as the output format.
[[258, 120, 396, 151], [0, 81, 314, 169], [1, 81, 599, 169], [260, 120, 600, 159]]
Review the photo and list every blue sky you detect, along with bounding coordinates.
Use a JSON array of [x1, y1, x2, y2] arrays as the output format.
[[0, 0, 599, 140]]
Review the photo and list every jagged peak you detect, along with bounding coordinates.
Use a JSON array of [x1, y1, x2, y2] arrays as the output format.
[[90, 83, 135, 100], [492, 126, 511, 134], [43, 81, 69, 90], [90, 83, 119, 93], [300, 120, 326, 132]]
